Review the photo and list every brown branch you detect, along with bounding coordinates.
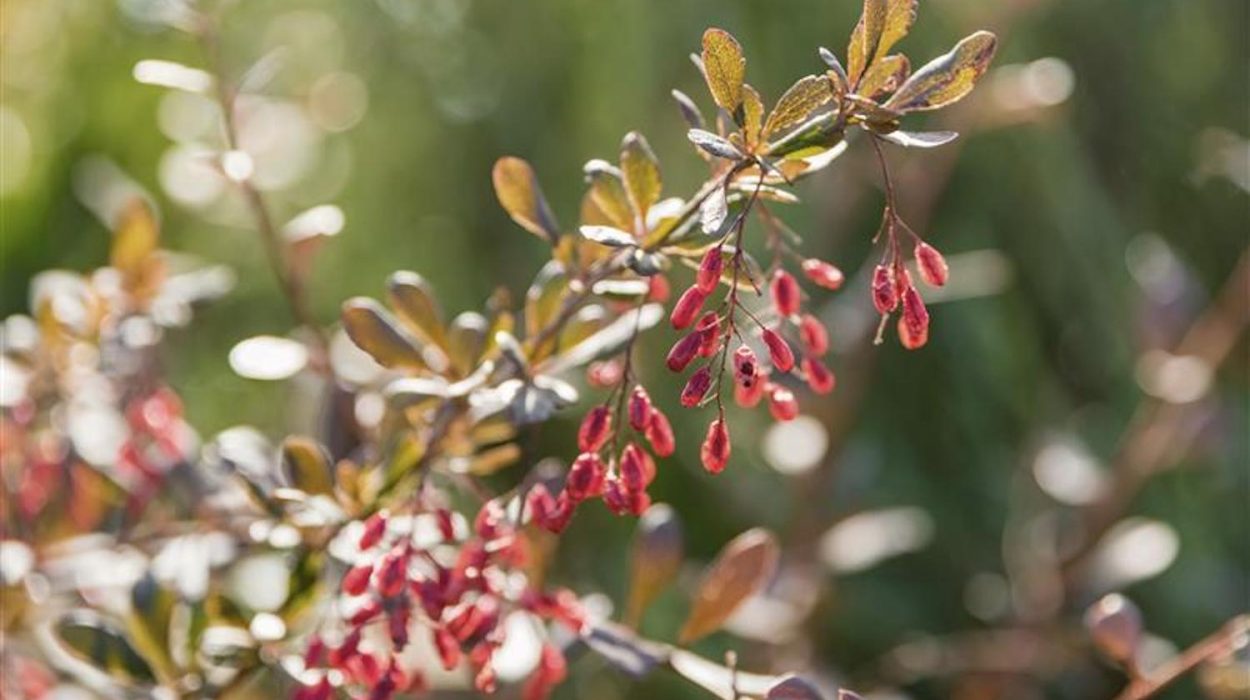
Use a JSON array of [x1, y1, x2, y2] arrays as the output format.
[[1113, 615, 1249, 700]]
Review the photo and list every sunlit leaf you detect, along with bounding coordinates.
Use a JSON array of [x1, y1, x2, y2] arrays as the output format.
[[541, 304, 663, 374], [687, 129, 743, 161], [340, 298, 426, 370], [763, 75, 835, 141], [878, 129, 959, 148], [742, 84, 765, 147], [626, 504, 684, 628], [446, 311, 489, 376], [386, 270, 448, 349], [133, 59, 213, 93], [56, 610, 157, 686], [679, 528, 779, 644], [580, 225, 637, 248], [819, 507, 933, 573], [228, 335, 308, 381], [282, 204, 344, 243], [847, 0, 916, 85], [492, 156, 560, 243], [883, 31, 998, 113], [701, 28, 746, 112], [620, 132, 662, 219], [281, 436, 333, 497], [581, 622, 667, 678], [700, 185, 730, 235], [857, 54, 910, 99], [819, 48, 849, 94], [111, 198, 164, 299], [525, 260, 570, 358], [584, 159, 635, 231], [669, 649, 782, 699], [765, 111, 846, 159]]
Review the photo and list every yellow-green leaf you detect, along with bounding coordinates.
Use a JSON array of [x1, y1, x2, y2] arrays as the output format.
[[678, 528, 779, 643], [282, 436, 333, 497], [857, 54, 910, 100], [386, 271, 448, 349], [701, 28, 746, 112], [763, 74, 835, 140], [341, 297, 427, 370], [620, 132, 662, 221], [847, 0, 916, 86], [492, 156, 559, 243], [883, 31, 998, 113], [741, 84, 765, 148], [584, 160, 634, 231]]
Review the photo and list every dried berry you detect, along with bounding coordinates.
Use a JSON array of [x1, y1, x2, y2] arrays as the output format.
[[798, 314, 829, 356], [872, 264, 898, 314], [801, 258, 845, 290], [700, 418, 731, 474], [915, 242, 949, 287], [803, 356, 836, 394]]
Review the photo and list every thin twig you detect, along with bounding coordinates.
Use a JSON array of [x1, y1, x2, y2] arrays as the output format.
[[1113, 615, 1249, 700]]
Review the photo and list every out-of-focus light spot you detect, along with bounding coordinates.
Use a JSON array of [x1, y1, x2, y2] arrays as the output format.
[[1033, 434, 1108, 506], [1135, 350, 1213, 404], [229, 554, 290, 612], [228, 335, 309, 381], [1022, 57, 1075, 107], [159, 145, 224, 207], [0, 107, 32, 196], [1194, 128, 1250, 193], [330, 329, 386, 386], [354, 392, 386, 430], [820, 507, 934, 574], [264, 10, 345, 73], [67, 401, 128, 468], [1125, 234, 1187, 304], [0, 357, 30, 408], [762, 415, 828, 475], [284, 204, 345, 242], [133, 59, 213, 93], [1090, 518, 1180, 591], [308, 71, 368, 132], [249, 612, 287, 642], [491, 612, 542, 682], [72, 156, 151, 228], [0, 541, 35, 584], [220, 150, 254, 182], [157, 90, 219, 143], [236, 99, 319, 190], [963, 571, 1011, 621]]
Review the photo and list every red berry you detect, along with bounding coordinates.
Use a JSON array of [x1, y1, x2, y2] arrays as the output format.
[[619, 443, 655, 490], [565, 452, 606, 501], [700, 418, 731, 474], [770, 269, 801, 317], [648, 275, 671, 303], [803, 356, 836, 394], [376, 550, 408, 598], [734, 372, 767, 407], [587, 359, 623, 388], [767, 384, 799, 421], [801, 258, 845, 290], [644, 407, 675, 457], [628, 386, 652, 432], [915, 242, 949, 287], [577, 406, 612, 453], [762, 328, 795, 373], [665, 332, 702, 372], [696, 247, 724, 293], [695, 312, 721, 357], [798, 314, 829, 356], [732, 345, 758, 388], [342, 563, 373, 596], [680, 366, 712, 407], [670, 286, 707, 329], [900, 286, 929, 348], [358, 512, 388, 550], [872, 264, 898, 314]]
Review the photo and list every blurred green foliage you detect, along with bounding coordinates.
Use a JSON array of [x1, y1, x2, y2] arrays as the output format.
[[2, 0, 1246, 698]]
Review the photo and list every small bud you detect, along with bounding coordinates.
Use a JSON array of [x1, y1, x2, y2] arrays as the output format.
[[899, 286, 929, 350], [801, 258, 845, 290], [732, 345, 758, 388], [586, 359, 623, 388], [670, 286, 708, 329], [770, 269, 801, 318], [767, 384, 799, 421], [680, 366, 712, 407], [1084, 594, 1143, 667], [358, 512, 388, 550], [798, 314, 829, 356], [897, 316, 928, 349], [619, 443, 655, 490], [665, 332, 702, 372], [628, 386, 652, 432], [872, 264, 898, 314], [700, 418, 731, 474], [734, 372, 767, 407], [762, 328, 795, 373], [565, 452, 606, 501], [803, 356, 836, 394], [342, 563, 373, 596], [696, 312, 721, 357], [648, 275, 671, 303], [644, 408, 676, 457], [577, 406, 612, 453], [915, 242, 949, 287], [696, 247, 723, 293]]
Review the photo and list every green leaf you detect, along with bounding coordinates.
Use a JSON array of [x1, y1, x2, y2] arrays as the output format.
[[620, 132, 662, 220], [127, 575, 177, 684], [340, 297, 426, 370], [281, 436, 333, 497], [525, 261, 570, 358], [583, 160, 635, 231], [678, 528, 779, 644], [847, 0, 917, 85], [701, 28, 746, 112], [763, 74, 835, 140], [57, 610, 158, 686], [492, 156, 560, 243], [386, 271, 448, 349], [883, 31, 998, 113], [857, 54, 910, 100]]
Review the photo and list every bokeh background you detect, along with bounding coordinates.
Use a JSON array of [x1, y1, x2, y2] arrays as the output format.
[[2, 0, 1247, 698]]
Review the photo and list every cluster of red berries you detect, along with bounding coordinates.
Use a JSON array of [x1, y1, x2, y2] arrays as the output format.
[[300, 505, 584, 700], [873, 241, 948, 349]]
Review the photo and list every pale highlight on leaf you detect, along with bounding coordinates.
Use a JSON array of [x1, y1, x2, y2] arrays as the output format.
[[492, 157, 559, 242], [763, 75, 835, 140], [584, 160, 634, 231], [857, 54, 910, 100], [701, 28, 746, 112], [883, 31, 998, 113], [678, 528, 780, 644], [620, 132, 662, 220]]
